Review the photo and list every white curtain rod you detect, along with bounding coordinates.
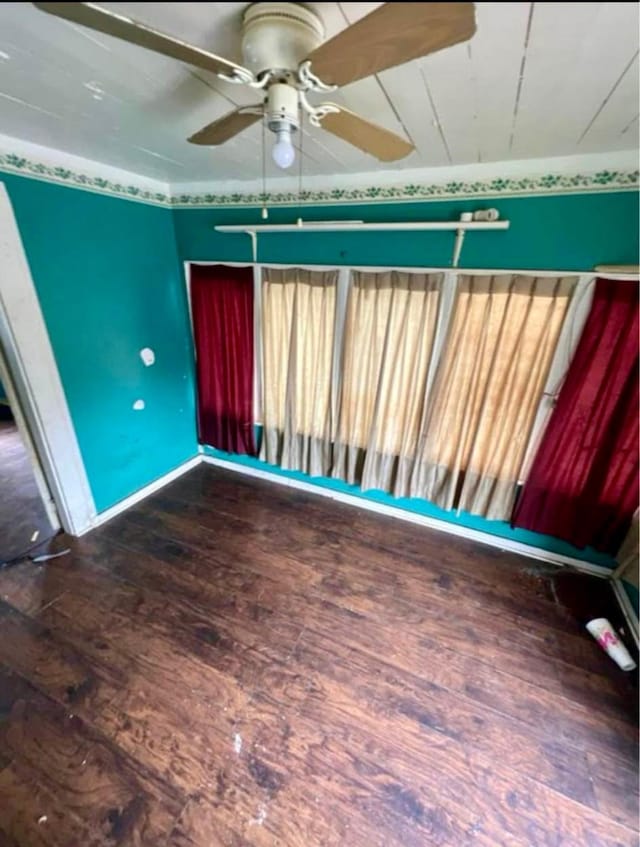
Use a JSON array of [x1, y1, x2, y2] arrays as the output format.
[[185, 260, 639, 280]]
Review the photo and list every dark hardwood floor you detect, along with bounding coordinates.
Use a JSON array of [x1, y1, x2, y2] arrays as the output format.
[[0, 464, 637, 846], [0, 417, 55, 563]]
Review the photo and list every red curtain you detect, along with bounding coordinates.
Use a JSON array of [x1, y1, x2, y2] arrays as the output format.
[[190, 264, 256, 455], [512, 278, 639, 553]]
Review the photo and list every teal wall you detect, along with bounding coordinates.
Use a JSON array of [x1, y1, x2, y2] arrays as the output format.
[[1, 173, 197, 512], [3, 175, 637, 557], [174, 190, 639, 568], [172, 191, 639, 270]]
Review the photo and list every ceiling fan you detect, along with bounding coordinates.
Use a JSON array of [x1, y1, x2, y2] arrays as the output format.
[[34, 2, 476, 170]]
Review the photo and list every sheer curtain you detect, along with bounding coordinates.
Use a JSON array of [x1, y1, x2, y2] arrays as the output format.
[[260, 267, 338, 475], [411, 275, 576, 520], [332, 271, 443, 493]]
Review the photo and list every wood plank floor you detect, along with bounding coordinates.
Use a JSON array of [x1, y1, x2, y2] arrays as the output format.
[[0, 417, 55, 563], [0, 464, 637, 846]]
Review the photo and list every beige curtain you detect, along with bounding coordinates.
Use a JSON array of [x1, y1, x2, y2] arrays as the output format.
[[411, 275, 576, 520], [260, 267, 337, 475], [332, 271, 442, 492]]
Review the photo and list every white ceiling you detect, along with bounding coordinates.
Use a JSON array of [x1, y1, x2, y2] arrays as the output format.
[[0, 2, 637, 183]]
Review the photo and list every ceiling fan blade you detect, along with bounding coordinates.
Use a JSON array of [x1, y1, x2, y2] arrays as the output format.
[[188, 108, 262, 146], [305, 2, 476, 87], [319, 107, 413, 162], [33, 3, 251, 79]]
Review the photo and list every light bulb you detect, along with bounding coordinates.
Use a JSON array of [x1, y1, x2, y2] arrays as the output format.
[[272, 128, 295, 169]]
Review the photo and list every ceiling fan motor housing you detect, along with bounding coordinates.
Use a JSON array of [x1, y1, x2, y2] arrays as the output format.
[[266, 82, 299, 134], [241, 2, 324, 76]]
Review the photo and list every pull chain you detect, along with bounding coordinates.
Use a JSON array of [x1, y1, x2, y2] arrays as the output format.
[[298, 106, 304, 204], [261, 110, 268, 219]]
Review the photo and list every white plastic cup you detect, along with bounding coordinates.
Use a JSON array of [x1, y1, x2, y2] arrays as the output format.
[[586, 618, 637, 671]]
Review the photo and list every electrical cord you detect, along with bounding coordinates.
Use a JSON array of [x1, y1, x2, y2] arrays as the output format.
[[0, 533, 68, 570]]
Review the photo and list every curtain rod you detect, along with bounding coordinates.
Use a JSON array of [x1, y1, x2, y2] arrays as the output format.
[[185, 261, 639, 280]]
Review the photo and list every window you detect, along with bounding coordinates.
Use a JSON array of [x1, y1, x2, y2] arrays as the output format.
[[414, 275, 576, 519], [332, 271, 442, 494], [260, 267, 338, 475], [256, 265, 578, 521]]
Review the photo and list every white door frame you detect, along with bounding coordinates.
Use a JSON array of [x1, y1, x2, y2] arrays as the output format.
[[0, 182, 96, 535]]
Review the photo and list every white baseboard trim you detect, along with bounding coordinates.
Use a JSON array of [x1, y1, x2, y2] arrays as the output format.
[[76, 449, 615, 582], [82, 455, 202, 534], [612, 579, 640, 649], [201, 455, 613, 578]]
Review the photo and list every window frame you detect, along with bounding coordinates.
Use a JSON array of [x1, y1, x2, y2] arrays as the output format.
[[183, 261, 596, 480]]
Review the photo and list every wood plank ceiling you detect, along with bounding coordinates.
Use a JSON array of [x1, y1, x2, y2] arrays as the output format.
[[0, 2, 637, 182]]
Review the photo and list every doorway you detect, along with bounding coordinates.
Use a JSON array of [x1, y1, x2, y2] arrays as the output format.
[[0, 342, 59, 564], [0, 182, 96, 538]]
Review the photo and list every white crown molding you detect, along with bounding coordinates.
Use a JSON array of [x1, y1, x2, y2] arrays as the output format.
[[0, 132, 170, 206], [0, 133, 637, 208], [170, 150, 639, 207]]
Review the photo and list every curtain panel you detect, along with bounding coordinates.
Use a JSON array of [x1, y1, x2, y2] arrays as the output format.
[[190, 264, 256, 455], [512, 277, 639, 553], [411, 275, 576, 520], [260, 267, 338, 475], [332, 271, 443, 494]]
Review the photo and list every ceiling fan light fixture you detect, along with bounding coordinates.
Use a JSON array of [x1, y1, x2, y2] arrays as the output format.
[[266, 82, 299, 170], [272, 126, 295, 169]]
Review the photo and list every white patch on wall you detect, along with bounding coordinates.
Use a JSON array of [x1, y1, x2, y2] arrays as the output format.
[[139, 347, 155, 366], [132, 399, 145, 411]]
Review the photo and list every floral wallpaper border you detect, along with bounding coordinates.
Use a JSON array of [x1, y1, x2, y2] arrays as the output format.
[[171, 169, 640, 207], [0, 153, 171, 205], [0, 150, 637, 207]]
